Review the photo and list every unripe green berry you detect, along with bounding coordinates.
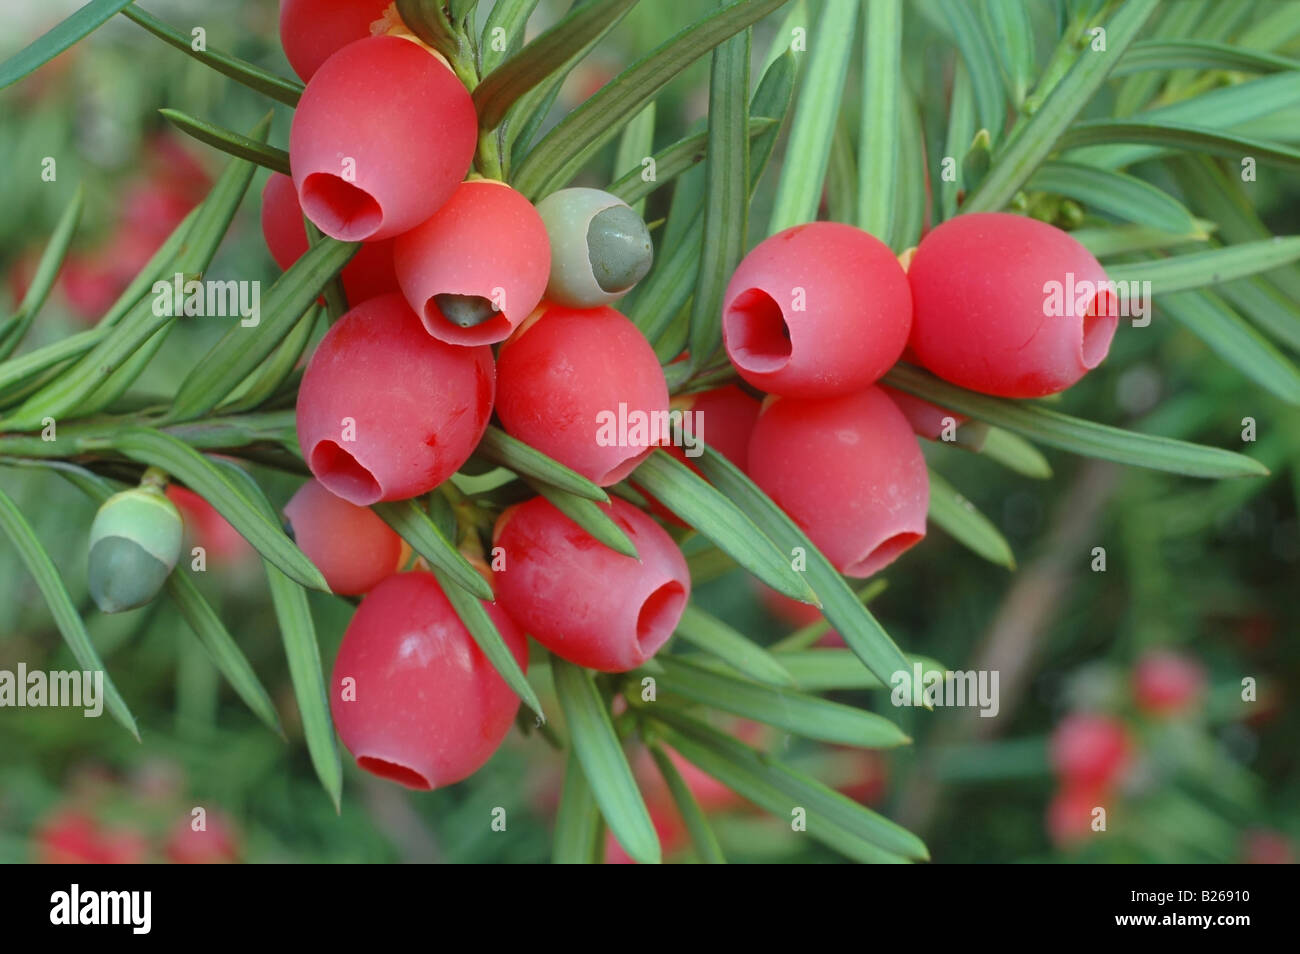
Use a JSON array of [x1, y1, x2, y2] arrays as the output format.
[[87, 487, 183, 614], [535, 187, 653, 307]]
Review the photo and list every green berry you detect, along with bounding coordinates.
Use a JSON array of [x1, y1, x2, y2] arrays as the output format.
[[87, 487, 183, 614], [535, 187, 654, 308]]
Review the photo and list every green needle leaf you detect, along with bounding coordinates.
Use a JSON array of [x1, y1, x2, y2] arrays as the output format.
[[689, 11, 750, 369], [962, 0, 1160, 213], [977, 427, 1053, 479], [476, 427, 608, 502], [525, 480, 638, 560], [170, 237, 358, 420], [513, 0, 788, 199], [1029, 161, 1196, 234], [373, 501, 494, 601], [608, 118, 777, 206], [0, 484, 137, 738], [474, 0, 639, 129], [553, 749, 605, 864], [934, 0, 1004, 143], [673, 603, 795, 688], [0, 183, 84, 360], [160, 109, 292, 175], [927, 469, 1016, 569], [632, 450, 818, 606], [431, 565, 543, 719], [481, 0, 542, 75], [122, 5, 303, 106], [644, 705, 927, 862], [883, 364, 1268, 479], [553, 657, 659, 864], [1115, 39, 1300, 77], [647, 742, 725, 863], [650, 654, 911, 748], [112, 428, 330, 591], [762, 650, 947, 692], [694, 448, 916, 691], [0, 0, 134, 90], [217, 462, 340, 808], [857, 0, 901, 240], [1059, 120, 1300, 170], [1106, 238, 1300, 295], [767, 0, 857, 233]]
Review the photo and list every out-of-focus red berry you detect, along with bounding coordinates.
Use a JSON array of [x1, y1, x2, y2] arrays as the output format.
[[1048, 712, 1131, 788], [166, 485, 255, 566], [1046, 783, 1109, 848], [1241, 829, 1295, 864], [165, 811, 239, 864], [1132, 649, 1206, 717]]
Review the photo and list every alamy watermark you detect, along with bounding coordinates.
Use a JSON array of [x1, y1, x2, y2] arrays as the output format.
[[152, 272, 260, 327], [1043, 273, 1153, 327], [0, 665, 103, 717], [595, 402, 704, 457], [891, 663, 1000, 718]]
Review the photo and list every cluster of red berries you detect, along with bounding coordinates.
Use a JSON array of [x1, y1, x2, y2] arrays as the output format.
[[1046, 650, 1206, 847], [266, 4, 1119, 793]]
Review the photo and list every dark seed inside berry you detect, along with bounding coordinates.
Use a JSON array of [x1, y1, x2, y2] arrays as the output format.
[[587, 205, 653, 293], [434, 293, 498, 328]]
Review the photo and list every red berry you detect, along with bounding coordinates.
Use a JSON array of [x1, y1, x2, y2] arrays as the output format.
[[393, 180, 551, 346], [604, 808, 684, 864], [330, 571, 527, 789], [1242, 829, 1295, 864], [261, 172, 399, 305], [164, 811, 239, 864], [747, 387, 928, 578], [296, 293, 494, 504], [1132, 649, 1206, 717], [1048, 712, 1131, 788], [1046, 783, 1109, 848], [879, 385, 977, 446], [493, 497, 689, 672], [283, 479, 408, 595], [289, 36, 475, 241], [907, 212, 1118, 398], [722, 222, 912, 397], [278, 0, 394, 82], [496, 305, 668, 486], [33, 810, 103, 864]]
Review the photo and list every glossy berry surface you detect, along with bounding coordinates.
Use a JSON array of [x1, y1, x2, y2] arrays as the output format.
[[496, 304, 668, 485], [283, 479, 408, 595], [493, 496, 689, 672], [296, 293, 495, 505], [907, 212, 1118, 398], [261, 172, 399, 306], [394, 180, 550, 345], [722, 222, 912, 398], [278, 0, 393, 82], [330, 571, 527, 790], [290, 36, 475, 242], [747, 386, 929, 578], [1048, 712, 1131, 788]]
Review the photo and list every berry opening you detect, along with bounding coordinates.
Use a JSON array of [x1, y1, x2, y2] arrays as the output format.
[[845, 531, 923, 578], [598, 446, 656, 486], [310, 441, 382, 505], [636, 581, 686, 657], [425, 295, 509, 344], [724, 288, 792, 372], [300, 173, 383, 241], [357, 756, 431, 790], [1080, 289, 1119, 369]]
